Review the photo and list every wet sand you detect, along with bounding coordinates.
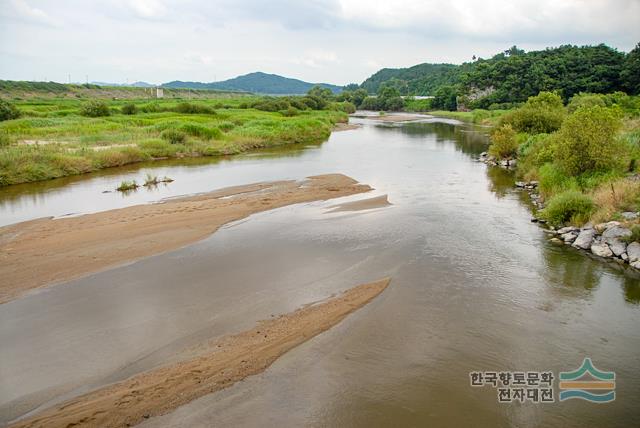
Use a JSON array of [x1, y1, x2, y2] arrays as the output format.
[[10, 278, 391, 428], [0, 174, 371, 304], [332, 122, 362, 132], [327, 194, 391, 212]]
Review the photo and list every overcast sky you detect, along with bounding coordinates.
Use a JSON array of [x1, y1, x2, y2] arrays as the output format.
[[1, 0, 639, 85]]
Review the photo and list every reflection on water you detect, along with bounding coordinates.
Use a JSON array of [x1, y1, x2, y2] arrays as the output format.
[[1, 117, 640, 427]]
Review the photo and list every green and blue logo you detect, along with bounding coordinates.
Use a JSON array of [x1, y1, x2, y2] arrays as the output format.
[[559, 358, 615, 403]]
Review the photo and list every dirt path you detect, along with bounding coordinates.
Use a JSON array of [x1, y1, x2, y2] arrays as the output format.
[[10, 278, 391, 428], [0, 174, 372, 304]]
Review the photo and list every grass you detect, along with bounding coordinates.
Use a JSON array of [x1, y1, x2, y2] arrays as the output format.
[[116, 180, 138, 192], [429, 109, 508, 126], [0, 97, 346, 186]]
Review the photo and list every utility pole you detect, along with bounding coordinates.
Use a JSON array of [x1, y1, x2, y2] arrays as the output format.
[[68, 74, 71, 84]]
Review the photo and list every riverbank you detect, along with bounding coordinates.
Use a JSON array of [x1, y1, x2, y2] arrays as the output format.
[[0, 174, 371, 303], [10, 277, 390, 428], [0, 98, 348, 186]]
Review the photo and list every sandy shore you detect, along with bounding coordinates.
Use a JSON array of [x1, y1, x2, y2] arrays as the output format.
[[0, 174, 371, 304], [10, 277, 391, 428]]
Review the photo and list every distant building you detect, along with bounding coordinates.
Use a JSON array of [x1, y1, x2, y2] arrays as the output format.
[[156, 87, 164, 98]]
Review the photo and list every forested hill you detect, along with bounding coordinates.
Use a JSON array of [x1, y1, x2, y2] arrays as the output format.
[[360, 63, 458, 94], [163, 72, 343, 94], [360, 43, 640, 108]]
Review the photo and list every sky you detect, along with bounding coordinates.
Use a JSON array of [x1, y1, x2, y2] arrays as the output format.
[[1, 0, 639, 86]]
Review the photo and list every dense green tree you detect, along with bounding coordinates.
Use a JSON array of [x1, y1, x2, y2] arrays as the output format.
[[0, 99, 20, 121], [621, 43, 640, 95], [431, 86, 458, 111]]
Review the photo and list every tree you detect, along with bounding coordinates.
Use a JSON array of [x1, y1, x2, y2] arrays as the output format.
[[432, 85, 457, 111], [0, 99, 20, 121], [554, 106, 623, 176], [621, 42, 640, 95]]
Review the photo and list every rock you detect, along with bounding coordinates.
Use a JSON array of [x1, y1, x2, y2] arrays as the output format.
[[602, 226, 631, 243], [631, 260, 640, 270], [531, 217, 539, 223], [509, 159, 517, 167], [627, 242, 640, 263], [591, 242, 613, 258], [621, 252, 629, 262], [557, 226, 579, 235], [572, 229, 596, 250], [561, 232, 578, 243], [480, 152, 488, 158], [529, 181, 539, 187], [608, 238, 628, 257], [550, 237, 563, 245], [515, 181, 525, 188], [621, 211, 639, 220], [581, 222, 594, 230], [500, 160, 509, 167]]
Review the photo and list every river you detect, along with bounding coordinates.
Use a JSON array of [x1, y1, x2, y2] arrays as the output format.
[[1, 115, 639, 427]]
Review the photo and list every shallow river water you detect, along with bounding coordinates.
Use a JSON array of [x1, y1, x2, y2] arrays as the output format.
[[1, 116, 639, 427]]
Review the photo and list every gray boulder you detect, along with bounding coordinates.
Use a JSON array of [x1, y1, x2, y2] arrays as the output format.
[[572, 229, 596, 250], [557, 226, 579, 235], [561, 232, 578, 243], [621, 211, 639, 220], [631, 260, 640, 270], [608, 238, 628, 257], [627, 242, 640, 263], [591, 243, 613, 258], [602, 226, 631, 243]]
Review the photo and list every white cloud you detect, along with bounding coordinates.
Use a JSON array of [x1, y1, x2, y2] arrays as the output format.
[[0, 0, 638, 85], [9, 0, 60, 26]]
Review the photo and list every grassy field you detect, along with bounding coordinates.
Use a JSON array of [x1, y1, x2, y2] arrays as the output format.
[[0, 97, 347, 186]]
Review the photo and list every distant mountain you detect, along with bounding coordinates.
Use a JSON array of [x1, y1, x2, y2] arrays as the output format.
[[91, 81, 154, 88], [163, 72, 342, 94]]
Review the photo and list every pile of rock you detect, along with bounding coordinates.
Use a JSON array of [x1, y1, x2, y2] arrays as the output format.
[[550, 220, 640, 269], [515, 180, 545, 212], [479, 152, 516, 169]]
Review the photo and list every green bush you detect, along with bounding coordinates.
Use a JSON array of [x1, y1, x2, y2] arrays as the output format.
[[80, 100, 110, 117], [331, 101, 356, 114], [488, 124, 518, 159], [179, 123, 222, 140], [173, 102, 214, 114], [567, 93, 606, 113], [0, 99, 21, 121], [540, 190, 594, 226], [359, 97, 380, 111], [160, 129, 187, 144], [554, 106, 624, 176], [281, 106, 299, 117], [121, 103, 137, 115], [500, 92, 565, 134]]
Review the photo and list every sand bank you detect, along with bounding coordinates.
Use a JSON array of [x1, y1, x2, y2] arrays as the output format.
[[0, 174, 371, 304], [11, 278, 391, 428], [327, 194, 391, 212]]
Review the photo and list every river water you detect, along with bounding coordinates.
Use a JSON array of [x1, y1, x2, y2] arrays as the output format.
[[1, 115, 639, 427]]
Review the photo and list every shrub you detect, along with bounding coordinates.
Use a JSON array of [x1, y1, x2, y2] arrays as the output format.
[[160, 129, 187, 144], [0, 99, 21, 121], [173, 102, 214, 114], [500, 92, 565, 134], [554, 106, 624, 176], [488, 124, 518, 159], [567, 93, 606, 113], [540, 190, 594, 226], [281, 106, 299, 117], [331, 101, 356, 114], [179, 123, 222, 140], [80, 100, 110, 117], [116, 180, 138, 192], [121, 103, 137, 115]]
